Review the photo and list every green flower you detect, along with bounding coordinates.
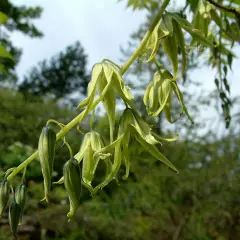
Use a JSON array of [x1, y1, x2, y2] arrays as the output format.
[[77, 62, 134, 142], [0, 180, 10, 216], [74, 131, 111, 194], [38, 126, 56, 203], [63, 158, 82, 220], [14, 184, 27, 224], [139, 12, 214, 77], [9, 201, 21, 236], [93, 108, 179, 194], [144, 69, 194, 123]]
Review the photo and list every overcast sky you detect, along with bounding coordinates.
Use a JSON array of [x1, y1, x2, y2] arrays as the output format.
[[10, 0, 240, 134], [11, 0, 147, 74]]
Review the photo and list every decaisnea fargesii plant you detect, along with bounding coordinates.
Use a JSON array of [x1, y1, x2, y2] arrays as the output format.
[[1, 0, 225, 235]]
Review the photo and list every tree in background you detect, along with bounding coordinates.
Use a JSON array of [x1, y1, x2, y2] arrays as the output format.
[[18, 41, 89, 99], [0, 0, 43, 83]]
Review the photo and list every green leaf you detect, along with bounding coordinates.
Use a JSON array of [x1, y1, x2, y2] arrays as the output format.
[[210, 9, 222, 27], [170, 13, 214, 47], [0, 45, 13, 60], [0, 12, 8, 25], [0, 64, 7, 74]]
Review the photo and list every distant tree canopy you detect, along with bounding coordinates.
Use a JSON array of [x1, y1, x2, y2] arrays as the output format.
[[18, 41, 89, 98], [0, 0, 43, 82]]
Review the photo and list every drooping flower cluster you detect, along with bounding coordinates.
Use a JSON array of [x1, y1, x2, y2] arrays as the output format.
[[1, 1, 220, 234]]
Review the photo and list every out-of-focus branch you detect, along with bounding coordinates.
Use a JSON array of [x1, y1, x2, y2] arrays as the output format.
[[207, 0, 240, 17]]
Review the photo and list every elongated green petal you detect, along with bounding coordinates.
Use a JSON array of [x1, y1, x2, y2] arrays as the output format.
[[53, 176, 64, 185], [9, 202, 21, 236], [161, 35, 178, 77], [171, 81, 194, 124], [15, 184, 27, 224], [134, 132, 178, 173], [151, 79, 171, 117], [152, 132, 179, 142], [94, 140, 122, 194], [143, 81, 153, 106], [162, 14, 173, 35], [0, 181, 10, 216], [131, 110, 161, 145], [82, 145, 95, 186], [173, 20, 187, 76], [38, 126, 56, 203], [122, 142, 130, 180], [111, 66, 134, 102], [75, 133, 91, 163], [63, 158, 81, 220], [77, 63, 103, 108], [145, 20, 161, 62], [102, 64, 116, 142]]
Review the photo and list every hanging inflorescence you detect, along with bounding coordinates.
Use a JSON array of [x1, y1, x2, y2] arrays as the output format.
[[1, 0, 227, 235]]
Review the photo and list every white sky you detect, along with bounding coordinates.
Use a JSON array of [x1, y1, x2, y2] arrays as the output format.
[[10, 0, 240, 135], [11, 0, 147, 75]]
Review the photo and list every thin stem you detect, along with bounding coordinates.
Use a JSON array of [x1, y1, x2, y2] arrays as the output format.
[[64, 141, 73, 158], [22, 167, 27, 184], [206, 0, 240, 17], [7, 0, 171, 182], [121, 0, 170, 75], [7, 111, 85, 182], [90, 109, 95, 130]]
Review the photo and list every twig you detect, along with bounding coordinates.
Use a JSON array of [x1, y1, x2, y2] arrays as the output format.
[[207, 0, 240, 17]]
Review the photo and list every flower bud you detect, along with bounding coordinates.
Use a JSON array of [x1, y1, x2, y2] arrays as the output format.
[[9, 202, 21, 236], [63, 158, 81, 220], [0, 180, 10, 216], [15, 184, 27, 224], [38, 126, 56, 202]]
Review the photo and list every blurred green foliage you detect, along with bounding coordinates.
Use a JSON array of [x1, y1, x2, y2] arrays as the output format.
[[0, 88, 83, 180], [1, 102, 240, 239]]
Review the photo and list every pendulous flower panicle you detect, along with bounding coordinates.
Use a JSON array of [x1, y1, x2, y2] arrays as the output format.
[[144, 69, 194, 124], [77, 62, 134, 142]]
